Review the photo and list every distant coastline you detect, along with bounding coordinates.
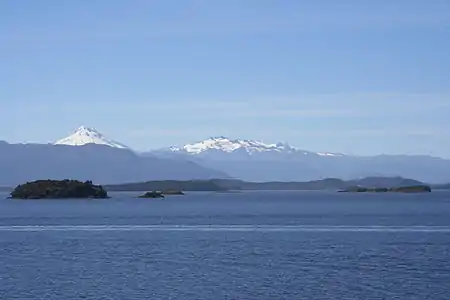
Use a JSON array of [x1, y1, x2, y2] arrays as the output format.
[[104, 177, 442, 192], [1, 177, 448, 195], [338, 185, 431, 193]]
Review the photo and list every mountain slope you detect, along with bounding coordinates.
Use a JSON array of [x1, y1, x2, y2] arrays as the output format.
[[0, 142, 228, 186], [55, 126, 129, 149]]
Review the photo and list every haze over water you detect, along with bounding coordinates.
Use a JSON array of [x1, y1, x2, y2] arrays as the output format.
[[1, 191, 449, 299]]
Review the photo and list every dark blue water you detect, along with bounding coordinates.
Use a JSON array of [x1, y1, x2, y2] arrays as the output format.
[[1, 191, 450, 299]]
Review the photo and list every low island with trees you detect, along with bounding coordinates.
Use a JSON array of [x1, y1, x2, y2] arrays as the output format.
[[137, 190, 185, 198], [10, 179, 108, 199], [138, 191, 165, 198]]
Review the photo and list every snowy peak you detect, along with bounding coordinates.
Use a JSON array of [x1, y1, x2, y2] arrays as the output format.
[[55, 126, 129, 149], [167, 136, 346, 157], [169, 136, 297, 155]]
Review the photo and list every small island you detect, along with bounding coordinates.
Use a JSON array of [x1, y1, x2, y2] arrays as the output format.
[[137, 190, 185, 198], [10, 179, 108, 199], [138, 191, 165, 198], [338, 185, 431, 193]]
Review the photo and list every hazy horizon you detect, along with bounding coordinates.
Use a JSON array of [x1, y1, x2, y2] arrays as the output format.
[[1, 1, 450, 157]]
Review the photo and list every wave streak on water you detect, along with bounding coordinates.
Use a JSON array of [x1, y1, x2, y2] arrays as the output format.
[[1, 225, 450, 232]]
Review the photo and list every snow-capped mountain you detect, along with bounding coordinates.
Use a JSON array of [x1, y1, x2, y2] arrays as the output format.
[[154, 136, 450, 182], [167, 136, 343, 157], [169, 136, 295, 154], [0, 139, 228, 186], [55, 126, 129, 149], [148, 136, 350, 181], [150, 136, 450, 182]]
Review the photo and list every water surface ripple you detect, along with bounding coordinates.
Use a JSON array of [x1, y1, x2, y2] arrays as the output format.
[[1, 191, 449, 299]]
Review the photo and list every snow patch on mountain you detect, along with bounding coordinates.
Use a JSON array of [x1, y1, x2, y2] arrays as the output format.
[[169, 136, 315, 155], [55, 126, 129, 149]]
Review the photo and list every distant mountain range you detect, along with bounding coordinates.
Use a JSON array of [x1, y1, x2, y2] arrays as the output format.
[[1, 125, 450, 185], [161, 136, 343, 157], [149, 136, 450, 183], [0, 127, 227, 186]]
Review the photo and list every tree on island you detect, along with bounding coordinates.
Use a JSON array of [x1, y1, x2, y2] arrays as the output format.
[[10, 179, 108, 199]]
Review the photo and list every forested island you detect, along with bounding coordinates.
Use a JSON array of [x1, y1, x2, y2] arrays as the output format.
[[338, 185, 431, 193], [10, 180, 108, 199]]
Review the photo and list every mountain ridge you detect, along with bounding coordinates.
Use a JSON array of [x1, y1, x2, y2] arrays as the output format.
[[148, 136, 450, 183], [0, 141, 228, 186], [52, 126, 443, 160], [165, 136, 343, 157]]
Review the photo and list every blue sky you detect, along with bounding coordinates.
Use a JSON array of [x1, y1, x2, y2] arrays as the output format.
[[1, 0, 450, 157]]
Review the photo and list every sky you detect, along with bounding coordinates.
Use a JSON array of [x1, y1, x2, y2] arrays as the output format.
[[1, 0, 450, 157]]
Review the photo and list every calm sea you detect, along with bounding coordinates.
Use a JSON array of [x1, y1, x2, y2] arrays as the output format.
[[1, 191, 449, 299]]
